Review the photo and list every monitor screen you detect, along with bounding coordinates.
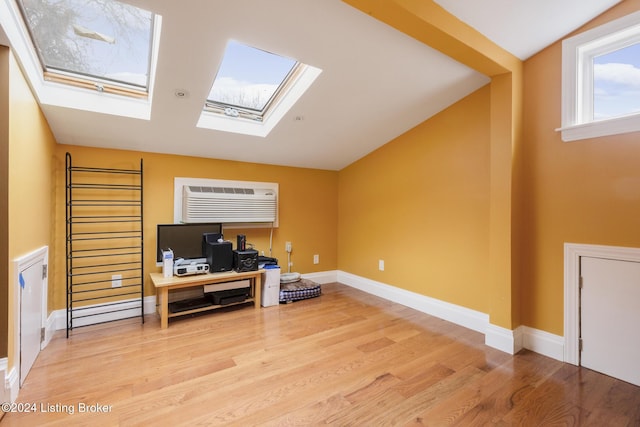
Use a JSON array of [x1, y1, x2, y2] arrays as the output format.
[[156, 223, 223, 264]]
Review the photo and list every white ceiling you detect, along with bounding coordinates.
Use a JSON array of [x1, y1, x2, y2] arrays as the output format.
[[434, 0, 623, 60], [2, 0, 624, 170]]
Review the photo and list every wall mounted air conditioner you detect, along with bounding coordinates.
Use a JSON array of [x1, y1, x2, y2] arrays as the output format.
[[182, 185, 277, 224]]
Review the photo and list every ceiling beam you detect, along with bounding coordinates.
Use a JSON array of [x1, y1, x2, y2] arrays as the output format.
[[342, 0, 520, 77]]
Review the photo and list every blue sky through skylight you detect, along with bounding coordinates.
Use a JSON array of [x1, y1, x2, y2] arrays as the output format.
[[207, 40, 297, 112], [593, 42, 640, 120]]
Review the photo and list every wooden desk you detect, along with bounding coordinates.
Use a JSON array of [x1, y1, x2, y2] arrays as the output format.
[[150, 270, 264, 329]]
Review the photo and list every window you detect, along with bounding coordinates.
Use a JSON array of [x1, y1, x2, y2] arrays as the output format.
[[17, 0, 156, 98], [206, 41, 299, 121], [593, 43, 640, 121], [198, 40, 322, 137], [560, 11, 640, 141]]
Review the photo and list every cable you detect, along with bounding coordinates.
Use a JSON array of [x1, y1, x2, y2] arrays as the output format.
[[269, 222, 274, 257]]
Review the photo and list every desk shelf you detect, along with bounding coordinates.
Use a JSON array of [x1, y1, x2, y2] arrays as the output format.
[[167, 298, 255, 318], [150, 270, 264, 328]]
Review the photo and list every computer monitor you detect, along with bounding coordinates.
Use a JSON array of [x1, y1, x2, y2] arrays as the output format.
[[156, 222, 222, 265]]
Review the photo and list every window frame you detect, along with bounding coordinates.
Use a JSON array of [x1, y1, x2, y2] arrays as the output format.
[[560, 10, 640, 142], [204, 61, 305, 122], [0, 0, 162, 120], [15, 0, 157, 99], [197, 52, 322, 137]]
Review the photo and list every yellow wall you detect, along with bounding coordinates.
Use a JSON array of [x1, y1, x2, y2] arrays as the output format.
[[519, 0, 640, 335], [338, 85, 491, 313], [4, 0, 639, 367], [342, 0, 523, 329], [52, 146, 339, 310], [6, 50, 56, 367]]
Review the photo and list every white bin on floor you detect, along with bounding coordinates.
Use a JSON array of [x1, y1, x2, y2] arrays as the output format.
[[261, 265, 281, 307]]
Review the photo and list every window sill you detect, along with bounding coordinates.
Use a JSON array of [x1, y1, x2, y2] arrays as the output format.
[[557, 114, 640, 142]]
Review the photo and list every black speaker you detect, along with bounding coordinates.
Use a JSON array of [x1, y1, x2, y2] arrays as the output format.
[[233, 249, 258, 272], [204, 241, 233, 272]]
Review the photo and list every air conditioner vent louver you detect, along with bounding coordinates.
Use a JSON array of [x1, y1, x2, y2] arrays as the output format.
[[188, 186, 258, 195], [183, 185, 276, 223]]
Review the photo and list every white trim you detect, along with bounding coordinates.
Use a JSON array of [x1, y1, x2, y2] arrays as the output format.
[[143, 296, 157, 317], [485, 324, 523, 355], [337, 271, 489, 333], [50, 308, 67, 332], [560, 10, 640, 141], [564, 243, 640, 365], [12, 246, 48, 390], [196, 64, 322, 137], [521, 326, 565, 361], [5, 366, 18, 403], [336, 271, 567, 359], [0, 357, 6, 403], [564, 243, 581, 365], [558, 114, 640, 142], [301, 270, 338, 284], [42, 311, 59, 348]]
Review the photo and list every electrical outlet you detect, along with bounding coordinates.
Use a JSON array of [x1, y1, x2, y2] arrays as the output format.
[[112, 274, 122, 288], [313, 254, 319, 264], [285, 241, 292, 253], [378, 260, 385, 271]]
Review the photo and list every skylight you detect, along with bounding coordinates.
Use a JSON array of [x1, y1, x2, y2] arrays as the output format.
[[198, 40, 322, 136], [206, 40, 298, 119], [17, 0, 155, 97]]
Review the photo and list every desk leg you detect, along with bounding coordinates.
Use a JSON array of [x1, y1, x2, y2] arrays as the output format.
[[159, 288, 169, 329], [254, 273, 262, 309]]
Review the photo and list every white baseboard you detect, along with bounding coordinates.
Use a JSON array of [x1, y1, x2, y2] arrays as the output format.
[[485, 323, 523, 355], [335, 270, 564, 360], [1, 360, 18, 404], [0, 357, 6, 403], [6, 367, 17, 403], [42, 310, 58, 348], [301, 270, 338, 284], [337, 271, 489, 333], [521, 325, 564, 361]]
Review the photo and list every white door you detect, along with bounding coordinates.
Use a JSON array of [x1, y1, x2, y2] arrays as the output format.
[[580, 256, 640, 386], [20, 259, 43, 386]]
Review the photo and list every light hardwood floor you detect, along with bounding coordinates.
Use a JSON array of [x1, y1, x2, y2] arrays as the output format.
[[3, 282, 640, 426]]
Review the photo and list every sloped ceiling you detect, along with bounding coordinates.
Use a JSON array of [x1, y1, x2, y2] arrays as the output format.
[[434, 0, 623, 60], [1, 0, 624, 170]]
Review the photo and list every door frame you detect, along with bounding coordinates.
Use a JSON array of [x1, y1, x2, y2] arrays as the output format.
[[564, 243, 640, 365], [12, 246, 48, 389]]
